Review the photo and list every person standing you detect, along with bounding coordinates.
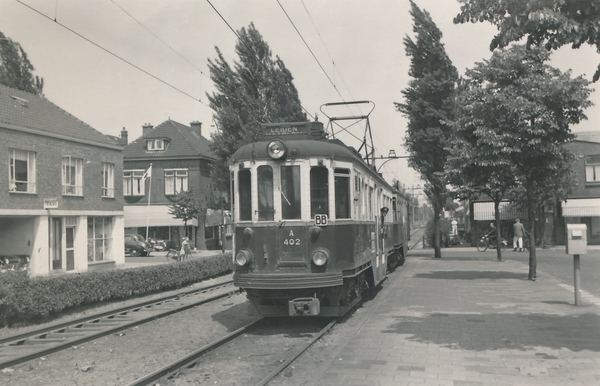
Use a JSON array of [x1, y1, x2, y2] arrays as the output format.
[[180, 237, 191, 261], [513, 219, 526, 252]]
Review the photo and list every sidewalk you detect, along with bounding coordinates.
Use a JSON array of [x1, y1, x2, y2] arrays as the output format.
[[121, 249, 226, 269], [310, 248, 600, 386]]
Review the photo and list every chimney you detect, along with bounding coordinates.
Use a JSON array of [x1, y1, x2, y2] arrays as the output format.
[[142, 123, 154, 137], [120, 127, 128, 146], [190, 121, 202, 137]]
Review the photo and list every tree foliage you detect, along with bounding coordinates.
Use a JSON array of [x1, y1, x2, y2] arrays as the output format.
[[207, 23, 307, 193], [168, 189, 207, 238], [395, 1, 459, 258], [0, 31, 44, 95], [446, 44, 593, 277], [454, 0, 600, 81]]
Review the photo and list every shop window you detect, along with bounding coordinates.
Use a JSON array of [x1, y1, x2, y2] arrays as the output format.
[[87, 217, 113, 262]]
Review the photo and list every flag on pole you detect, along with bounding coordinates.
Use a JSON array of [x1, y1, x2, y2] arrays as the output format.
[[142, 164, 152, 182]]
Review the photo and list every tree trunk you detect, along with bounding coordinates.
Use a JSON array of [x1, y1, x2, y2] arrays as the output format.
[[527, 180, 537, 281], [494, 200, 502, 261], [433, 207, 442, 258]]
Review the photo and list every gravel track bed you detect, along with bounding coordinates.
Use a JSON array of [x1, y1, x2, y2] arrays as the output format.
[[0, 287, 257, 385]]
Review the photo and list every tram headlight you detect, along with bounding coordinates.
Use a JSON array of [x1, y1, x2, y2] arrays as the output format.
[[311, 249, 329, 267], [267, 140, 286, 160], [235, 250, 253, 267]]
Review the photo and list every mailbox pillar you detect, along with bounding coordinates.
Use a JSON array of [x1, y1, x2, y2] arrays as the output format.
[[566, 224, 587, 306]]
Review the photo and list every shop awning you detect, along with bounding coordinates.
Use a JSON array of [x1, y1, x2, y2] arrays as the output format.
[[562, 198, 600, 217], [473, 201, 527, 221], [124, 205, 198, 228]]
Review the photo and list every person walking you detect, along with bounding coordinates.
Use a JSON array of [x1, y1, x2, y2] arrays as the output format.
[[513, 219, 526, 252]]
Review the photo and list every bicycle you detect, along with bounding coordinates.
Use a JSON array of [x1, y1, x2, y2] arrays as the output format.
[[166, 248, 182, 262], [477, 235, 507, 252]]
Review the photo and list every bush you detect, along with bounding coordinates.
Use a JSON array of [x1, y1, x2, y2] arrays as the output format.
[[0, 254, 232, 328]]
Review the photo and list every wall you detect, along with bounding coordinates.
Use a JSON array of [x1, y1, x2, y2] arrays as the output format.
[[0, 128, 124, 212]]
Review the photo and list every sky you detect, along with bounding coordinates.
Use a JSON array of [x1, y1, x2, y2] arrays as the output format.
[[2, 0, 599, 197]]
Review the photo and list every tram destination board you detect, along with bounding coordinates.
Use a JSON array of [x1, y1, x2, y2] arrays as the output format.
[[259, 121, 326, 140]]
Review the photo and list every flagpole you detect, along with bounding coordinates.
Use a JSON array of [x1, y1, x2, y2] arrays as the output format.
[[145, 163, 152, 243]]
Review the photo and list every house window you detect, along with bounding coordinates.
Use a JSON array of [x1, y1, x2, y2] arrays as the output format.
[[62, 156, 83, 196], [102, 163, 115, 197], [165, 169, 188, 195], [123, 170, 145, 196], [147, 139, 165, 151], [585, 156, 600, 184], [9, 149, 36, 193], [87, 217, 113, 262]]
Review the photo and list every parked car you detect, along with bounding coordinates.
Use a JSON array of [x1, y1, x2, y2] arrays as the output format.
[[125, 234, 152, 257], [0, 255, 30, 272]]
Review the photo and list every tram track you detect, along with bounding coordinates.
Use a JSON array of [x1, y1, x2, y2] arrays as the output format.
[[0, 278, 236, 370], [127, 318, 337, 386]]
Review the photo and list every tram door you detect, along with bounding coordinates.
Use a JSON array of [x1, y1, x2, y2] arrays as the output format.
[[51, 218, 62, 270]]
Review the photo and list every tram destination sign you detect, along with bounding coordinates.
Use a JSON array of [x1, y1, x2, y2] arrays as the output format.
[[259, 121, 326, 141]]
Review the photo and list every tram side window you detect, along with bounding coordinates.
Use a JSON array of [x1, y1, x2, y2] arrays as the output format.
[[281, 165, 301, 219], [335, 168, 350, 219], [311, 166, 329, 217], [238, 169, 252, 221], [257, 166, 274, 221]]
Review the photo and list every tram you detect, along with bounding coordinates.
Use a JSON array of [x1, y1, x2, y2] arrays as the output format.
[[229, 109, 410, 317]]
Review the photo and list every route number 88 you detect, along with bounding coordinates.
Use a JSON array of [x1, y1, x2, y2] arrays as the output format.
[[314, 214, 328, 226]]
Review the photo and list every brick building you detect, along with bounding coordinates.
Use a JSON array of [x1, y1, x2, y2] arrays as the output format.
[[468, 131, 600, 246], [122, 120, 216, 249], [0, 85, 125, 276], [557, 132, 600, 244]]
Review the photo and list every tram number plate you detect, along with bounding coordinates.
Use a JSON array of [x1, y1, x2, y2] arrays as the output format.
[[314, 214, 328, 226]]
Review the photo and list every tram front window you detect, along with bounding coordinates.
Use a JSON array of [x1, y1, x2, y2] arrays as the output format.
[[238, 169, 252, 221], [335, 168, 350, 219], [257, 166, 274, 221], [280, 165, 301, 219], [311, 166, 329, 217]]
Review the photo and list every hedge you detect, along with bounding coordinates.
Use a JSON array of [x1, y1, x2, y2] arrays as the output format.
[[0, 253, 233, 328]]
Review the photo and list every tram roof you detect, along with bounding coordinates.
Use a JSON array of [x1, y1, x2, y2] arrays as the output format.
[[231, 138, 360, 164]]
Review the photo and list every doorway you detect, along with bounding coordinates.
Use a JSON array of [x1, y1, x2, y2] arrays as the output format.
[[51, 218, 62, 270]]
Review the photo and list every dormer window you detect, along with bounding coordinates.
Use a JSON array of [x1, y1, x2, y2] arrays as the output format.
[[147, 139, 165, 151]]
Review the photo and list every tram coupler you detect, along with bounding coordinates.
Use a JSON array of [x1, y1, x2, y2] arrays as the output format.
[[288, 297, 320, 316]]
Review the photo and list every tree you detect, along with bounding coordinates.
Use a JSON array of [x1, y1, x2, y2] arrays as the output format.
[[207, 23, 307, 193], [446, 72, 521, 262], [395, 1, 459, 258], [448, 45, 592, 279], [168, 189, 207, 246], [0, 31, 44, 95], [454, 0, 600, 81]]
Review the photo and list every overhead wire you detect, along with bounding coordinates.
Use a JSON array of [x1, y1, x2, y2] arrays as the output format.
[[206, 0, 314, 120], [16, 0, 212, 109], [298, 1, 398, 165]]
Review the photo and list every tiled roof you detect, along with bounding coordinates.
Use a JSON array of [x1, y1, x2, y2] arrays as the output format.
[[0, 84, 118, 147], [575, 131, 600, 143], [123, 120, 215, 160]]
